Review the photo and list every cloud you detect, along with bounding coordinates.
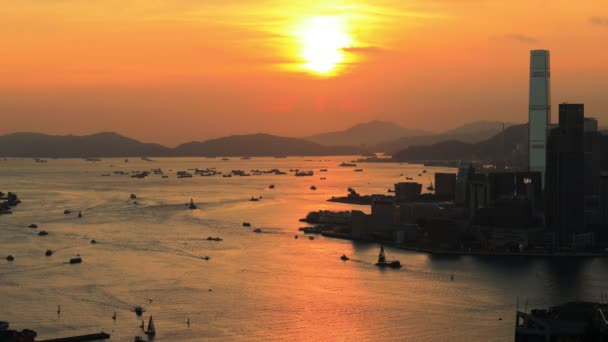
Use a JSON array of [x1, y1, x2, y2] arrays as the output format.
[[505, 34, 538, 43], [590, 17, 608, 26]]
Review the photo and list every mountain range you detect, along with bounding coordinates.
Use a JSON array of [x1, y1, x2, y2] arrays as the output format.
[[0, 120, 521, 158], [0, 132, 364, 158], [391, 124, 528, 163], [304, 120, 430, 147]]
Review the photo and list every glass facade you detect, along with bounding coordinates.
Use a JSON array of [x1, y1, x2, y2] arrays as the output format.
[[528, 50, 551, 185]]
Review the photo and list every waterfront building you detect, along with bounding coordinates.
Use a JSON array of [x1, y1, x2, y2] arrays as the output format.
[[528, 50, 551, 185], [545, 103, 585, 248], [455, 161, 474, 206], [394, 182, 422, 202], [434, 173, 456, 200], [601, 172, 608, 225]]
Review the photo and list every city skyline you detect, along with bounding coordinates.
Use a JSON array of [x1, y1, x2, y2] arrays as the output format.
[[2, 1, 608, 145]]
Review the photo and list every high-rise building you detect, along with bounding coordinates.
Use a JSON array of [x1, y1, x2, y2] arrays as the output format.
[[545, 103, 585, 247], [528, 50, 551, 185]]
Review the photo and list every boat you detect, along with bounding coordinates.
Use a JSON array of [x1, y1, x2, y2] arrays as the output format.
[[130, 194, 137, 199], [320, 177, 326, 180], [427, 182, 435, 191], [45, 249, 53, 256], [295, 235, 298, 239], [339, 162, 357, 167], [162, 175, 169, 178], [38, 230, 48, 236], [375, 246, 401, 268], [423, 170, 427, 173], [242, 222, 251, 227], [340, 254, 349, 261], [309, 236, 314, 240], [134, 337, 147, 342], [64, 209, 71, 214], [319, 169, 328, 172], [6, 255, 14, 261], [90, 239, 96, 244], [250, 197, 259, 202], [222, 158, 230, 161], [78, 211, 82, 218], [253, 228, 262, 233], [28, 224, 37, 228], [354, 169, 363, 172], [188, 199, 197, 209], [295, 170, 314, 177], [134, 306, 145, 316], [145, 316, 156, 337], [223, 174, 232, 178], [69, 256, 82, 264], [268, 184, 275, 189], [310, 186, 317, 190], [207, 237, 223, 241]]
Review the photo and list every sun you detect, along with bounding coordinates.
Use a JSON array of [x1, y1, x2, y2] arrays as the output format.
[[297, 16, 353, 75]]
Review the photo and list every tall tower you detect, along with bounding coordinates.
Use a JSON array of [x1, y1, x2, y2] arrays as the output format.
[[528, 50, 551, 184]]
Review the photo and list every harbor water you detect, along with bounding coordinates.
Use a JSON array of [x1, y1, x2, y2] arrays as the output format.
[[1, 157, 607, 341]]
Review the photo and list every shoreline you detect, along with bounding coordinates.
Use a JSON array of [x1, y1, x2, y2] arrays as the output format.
[[320, 232, 608, 258]]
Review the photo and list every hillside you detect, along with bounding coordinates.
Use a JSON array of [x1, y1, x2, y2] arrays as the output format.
[[0, 132, 172, 158], [173, 133, 364, 156], [305, 120, 430, 147], [376, 121, 516, 154], [391, 124, 528, 163]]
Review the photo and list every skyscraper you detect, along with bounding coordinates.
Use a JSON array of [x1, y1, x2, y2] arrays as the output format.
[[545, 103, 585, 248], [528, 50, 551, 184]]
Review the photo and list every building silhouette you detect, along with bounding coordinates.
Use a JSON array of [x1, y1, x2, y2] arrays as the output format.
[[528, 50, 551, 185], [545, 103, 585, 248]]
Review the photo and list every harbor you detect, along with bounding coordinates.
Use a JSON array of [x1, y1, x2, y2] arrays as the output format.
[[2, 157, 608, 341]]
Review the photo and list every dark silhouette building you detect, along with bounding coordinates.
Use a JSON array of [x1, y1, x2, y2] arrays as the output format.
[[601, 172, 608, 225], [545, 103, 585, 248], [434, 173, 456, 200], [394, 182, 422, 202]]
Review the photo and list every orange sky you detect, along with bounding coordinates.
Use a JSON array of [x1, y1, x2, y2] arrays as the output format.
[[1, 0, 608, 146]]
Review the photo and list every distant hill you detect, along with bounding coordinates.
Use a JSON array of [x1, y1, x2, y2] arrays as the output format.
[[173, 133, 364, 157], [0, 132, 172, 158], [391, 124, 527, 163], [304, 120, 430, 147], [376, 121, 516, 154]]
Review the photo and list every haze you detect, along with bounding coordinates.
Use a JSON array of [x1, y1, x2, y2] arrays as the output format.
[[1, 0, 608, 146]]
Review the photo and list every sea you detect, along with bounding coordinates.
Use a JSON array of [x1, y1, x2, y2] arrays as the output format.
[[1, 157, 607, 342]]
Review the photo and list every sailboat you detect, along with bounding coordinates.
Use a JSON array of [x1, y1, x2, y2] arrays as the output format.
[[145, 316, 156, 336], [375, 246, 401, 268]]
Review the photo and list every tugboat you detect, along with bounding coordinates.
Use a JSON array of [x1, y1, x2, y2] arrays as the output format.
[[69, 256, 82, 264], [375, 246, 401, 268], [145, 316, 156, 337], [188, 199, 197, 209], [242, 222, 251, 227], [340, 254, 349, 261]]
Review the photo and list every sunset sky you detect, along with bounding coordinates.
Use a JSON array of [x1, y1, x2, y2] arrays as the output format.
[[1, 0, 608, 145]]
